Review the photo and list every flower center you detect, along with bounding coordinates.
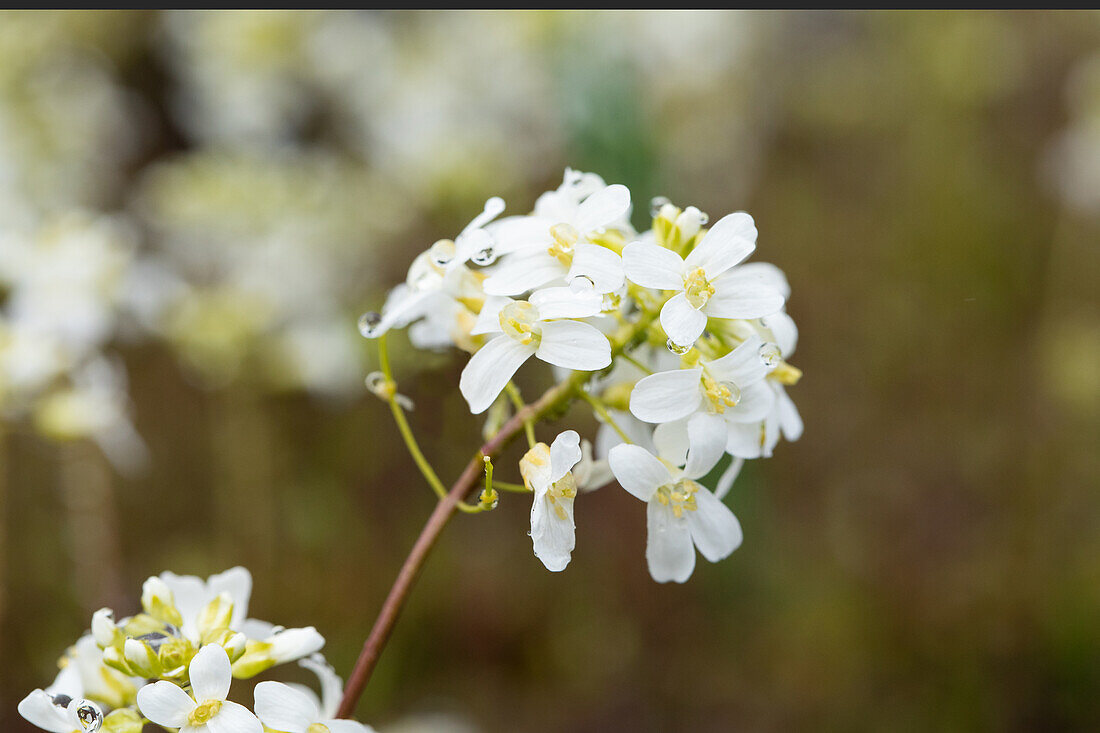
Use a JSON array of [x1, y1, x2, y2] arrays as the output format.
[[655, 480, 700, 519], [547, 223, 579, 266], [546, 473, 578, 520], [307, 724, 331, 733], [701, 373, 740, 414], [499, 301, 542, 347], [683, 267, 715, 309], [187, 700, 222, 726]]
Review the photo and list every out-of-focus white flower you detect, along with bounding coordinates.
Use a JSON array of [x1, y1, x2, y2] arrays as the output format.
[[18, 690, 103, 733], [137, 644, 262, 733], [255, 681, 375, 733], [623, 212, 784, 347], [521, 431, 583, 572]]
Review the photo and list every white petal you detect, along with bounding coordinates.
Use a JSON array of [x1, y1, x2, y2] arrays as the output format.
[[575, 184, 631, 233], [529, 286, 602, 321], [208, 567, 252, 629], [190, 644, 231, 703], [254, 680, 318, 732], [683, 413, 727, 479], [687, 488, 743, 562], [459, 336, 535, 414], [268, 627, 325, 663], [482, 250, 564, 296], [206, 700, 263, 733], [159, 571, 206, 637], [652, 419, 690, 466], [705, 334, 767, 387], [684, 212, 756, 279], [724, 381, 775, 424], [704, 270, 786, 320], [622, 241, 686, 290], [725, 421, 765, 459], [646, 502, 696, 583], [530, 494, 575, 572], [486, 215, 554, 254], [549, 430, 582, 483], [762, 310, 798, 358], [375, 286, 438, 335], [568, 243, 624, 293], [608, 444, 670, 502], [660, 292, 707, 348], [238, 618, 275, 640], [298, 654, 343, 719], [737, 261, 790, 299], [137, 681, 196, 727], [776, 385, 804, 441], [321, 720, 377, 733], [629, 367, 703, 423], [714, 457, 745, 500], [18, 690, 75, 733], [470, 296, 511, 335], [535, 320, 611, 371]]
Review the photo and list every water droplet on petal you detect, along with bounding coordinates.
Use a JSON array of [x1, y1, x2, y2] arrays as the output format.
[[666, 338, 692, 355], [429, 239, 457, 267], [358, 311, 383, 338], [722, 380, 743, 405], [51, 694, 73, 709], [650, 196, 671, 218], [569, 275, 595, 293], [471, 245, 497, 266], [759, 342, 782, 368], [75, 700, 103, 732]]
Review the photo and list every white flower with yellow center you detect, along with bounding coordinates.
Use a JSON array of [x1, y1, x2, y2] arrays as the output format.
[[254, 681, 374, 733], [137, 644, 262, 733], [608, 428, 741, 584], [622, 212, 785, 348], [18, 690, 103, 733], [482, 183, 630, 296], [628, 334, 775, 456], [521, 430, 584, 572], [458, 289, 611, 414]]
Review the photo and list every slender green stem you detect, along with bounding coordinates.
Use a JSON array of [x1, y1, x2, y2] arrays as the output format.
[[505, 382, 536, 448], [619, 350, 654, 375], [576, 388, 633, 444], [490, 479, 531, 493]]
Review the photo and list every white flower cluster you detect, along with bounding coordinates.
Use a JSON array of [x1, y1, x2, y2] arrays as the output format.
[[361, 169, 803, 583], [18, 567, 374, 733]]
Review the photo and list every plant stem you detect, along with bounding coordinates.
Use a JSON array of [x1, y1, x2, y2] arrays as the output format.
[[336, 373, 580, 718]]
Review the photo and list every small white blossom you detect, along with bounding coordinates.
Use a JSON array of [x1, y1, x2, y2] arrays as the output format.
[[521, 430, 583, 572], [18, 690, 103, 733], [255, 680, 375, 733], [137, 644, 262, 733]]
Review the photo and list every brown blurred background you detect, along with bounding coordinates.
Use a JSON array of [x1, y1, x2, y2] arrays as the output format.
[[2, 10, 1099, 732]]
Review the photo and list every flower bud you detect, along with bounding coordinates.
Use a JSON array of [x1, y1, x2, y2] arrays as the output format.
[[91, 609, 120, 648], [102, 708, 143, 733], [123, 638, 160, 678], [140, 577, 182, 627]]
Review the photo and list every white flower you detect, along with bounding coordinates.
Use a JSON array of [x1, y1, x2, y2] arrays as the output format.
[[18, 690, 103, 733], [255, 680, 375, 733], [137, 644, 262, 733], [622, 212, 785, 347], [459, 291, 611, 414], [231, 619, 326, 678], [46, 635, 141, 711], [628, 334, 775, 458], [521, 430, 583, 572], [482, 183, 630, 295], [153, 566, 253, 642], [608, 435, 742, 583]]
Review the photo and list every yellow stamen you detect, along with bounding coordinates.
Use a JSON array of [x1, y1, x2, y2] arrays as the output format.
[[655, 480, 700, 519], [499, 301, 541, 347], [547, 223, 579, 266], [702, 373, 740, 414], [683, 267, 715, 309], [188, 700, 222, 726], [770, 362, 802, 386]]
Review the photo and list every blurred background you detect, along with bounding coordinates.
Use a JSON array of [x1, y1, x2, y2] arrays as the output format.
[[2, 10, 1099, 732]]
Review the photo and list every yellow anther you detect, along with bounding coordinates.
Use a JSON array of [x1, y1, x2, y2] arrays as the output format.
[[548, 223, 579, 266], [770, 362, 802, 386], [308, 724, 332, 733], [683, 267, 715, 309], [499, 301, 541, 347], [656, 480, 699, 518], [702, 373, 740, 414], [188, 700, 222, 726]]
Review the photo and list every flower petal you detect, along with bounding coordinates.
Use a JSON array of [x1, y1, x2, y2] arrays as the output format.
[[761, 310, 798, 358], [470, 296, 512, 336], [660, 292, 707, 348], [206, 700, 263, 733], [608, 444, 670, 502], [254, 680, 318, 732], [575, 183, 631, 234], [714, 457, 745, 500], [687, 488, 743, 562], [684, 212, 756, 279], [549, 430, 582, 483], [207, 567, 252, 629], [459, 335, 535, 414], [736, 261, 790, 299], [683, 413, 726, 479], [535, 320, 611, 371], [776, 384, 804, 441], [725, 421, 765, 459], [652, 418, 690, 466], [137, 681, 195, 728], [704, 269, 786, 320], [629, 367, 703, 424], [724, 381, 775, 423], [190, 644, 231, 703], [622, 241, 685, 290], [646, 502, 696, 583], [529, 286, 602, 321], [569, 243, 624, 293], [530, 493, 576, 572], [705, 333, 767, 387], [321, 719, 377, 733], [18, 689, 75, 733], [268, 627, 325, 664], [486, 215, 554, 254], [482, 250, 564, 296]]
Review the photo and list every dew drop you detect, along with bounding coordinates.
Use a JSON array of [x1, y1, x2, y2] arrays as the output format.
[[721, 380, 743, 405], [650, 196, 671, 218], [759, 342, 782, 368], [51, 694, 73, 709], [428, 239, 456, 267], [471, 245, 497, 266], [569, 275, 595, 293], [358, 311, 383, 338], [666, 338, 692, 355], [75, 700, 103, 732]]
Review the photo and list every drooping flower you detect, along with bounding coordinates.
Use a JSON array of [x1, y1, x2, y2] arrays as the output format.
[[136, 644, 262, 733], [521, 430, 584, 572], [622, 212, 785, 347]]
